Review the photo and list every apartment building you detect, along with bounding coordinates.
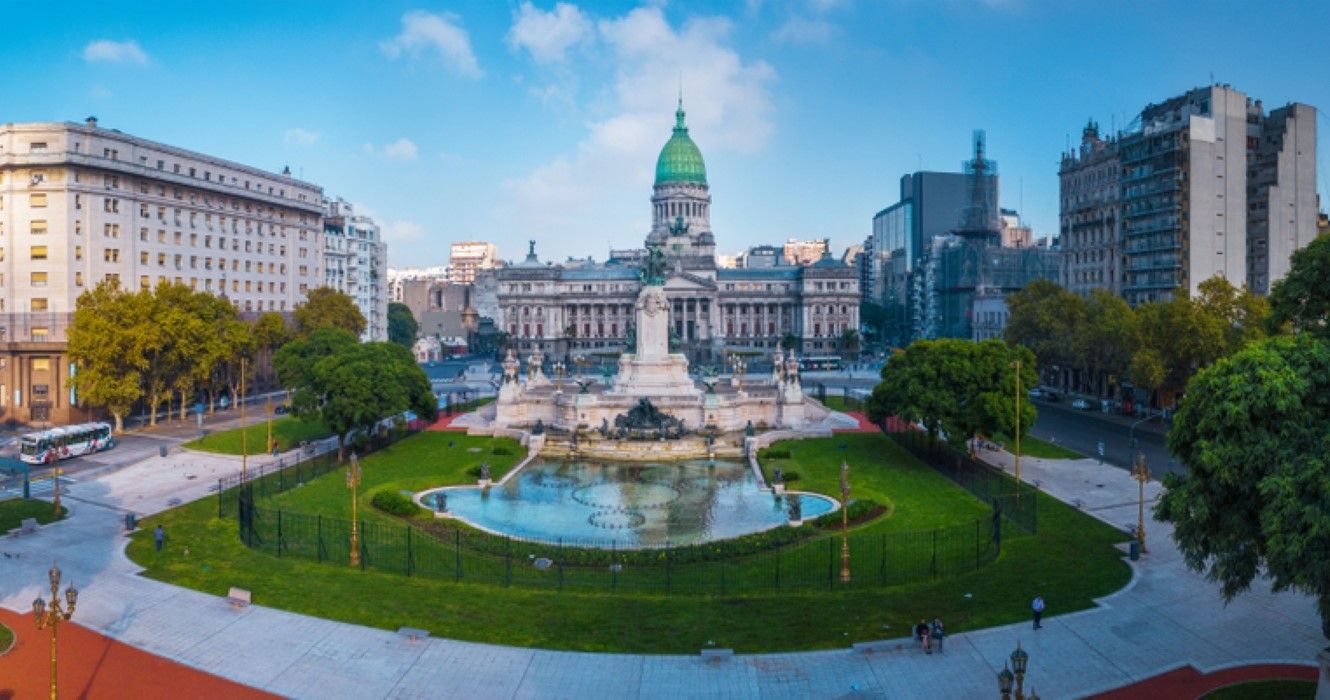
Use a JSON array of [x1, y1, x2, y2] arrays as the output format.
[[1059, 120, 1121, 296], [0, 117, 324, 423], [323, 198, 388, 341], [446, 241, 498, 284]]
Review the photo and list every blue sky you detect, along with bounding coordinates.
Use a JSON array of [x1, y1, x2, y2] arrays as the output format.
[[4, 1, 1330, 266]]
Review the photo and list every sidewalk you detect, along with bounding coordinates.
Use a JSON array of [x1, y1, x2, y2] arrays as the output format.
[[0, 434, 1320, 698]]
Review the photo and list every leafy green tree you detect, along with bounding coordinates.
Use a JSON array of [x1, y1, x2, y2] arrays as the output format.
[[67, 281, 150, 433], [838, 329, 861, 358], [388, 302, 418, 349], [1267, 234, 1330, 339], [1158, 334, 1330, 642], [1195, 277, 1269, 356], [1004, 279, 1085, 387], [279, 335, 436, 460], [293, 287, 366, 339], [1073, 290, 1136, 397], [866, 338, 1036, 449]]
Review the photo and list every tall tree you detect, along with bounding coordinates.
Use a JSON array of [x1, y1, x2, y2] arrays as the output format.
[[1267, 234, 1330, 339], [1195, 277, 1269, 355], [1004, 279, 1085, 386], [67, 281, 150, 433], [867, 338, 1035, 449], [1072, 289, 1136, 397], [1158, 334, 1330, 643], [388, 302, 419, 349], [293, 287, 367, 339]]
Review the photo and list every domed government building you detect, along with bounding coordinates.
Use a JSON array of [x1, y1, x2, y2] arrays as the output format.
[[496, 100, 859, 364]]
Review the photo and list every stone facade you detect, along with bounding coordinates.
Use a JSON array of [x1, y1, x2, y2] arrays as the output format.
[[0, 118, 324, 424], [497, 103, 859, 363], [322, 198, 387, 341], [1059, 120, 1121, 296]]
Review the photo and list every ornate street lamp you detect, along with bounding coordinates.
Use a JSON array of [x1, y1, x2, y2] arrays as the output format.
[[1132, 451, 1151, 554], [1011, 359, 1022, 501], [553, 362, 565, 392], [346, 451, 362, 567], [34, 563, 78, 700], [839, 460, 851, 583], [1011, 642, 1029, 699], [997, 663, 1014, 700]]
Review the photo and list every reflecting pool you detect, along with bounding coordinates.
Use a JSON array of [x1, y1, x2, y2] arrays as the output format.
[[419, 458, 837, 548]]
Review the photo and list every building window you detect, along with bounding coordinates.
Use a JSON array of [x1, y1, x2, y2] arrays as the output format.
[[29, 193, 47, 208], [75, 271, 83, 286], [30, 221, 47, 236], [31, 298, 47, 311], [29, 245, 47, 260], [30, 271, 48, 287]]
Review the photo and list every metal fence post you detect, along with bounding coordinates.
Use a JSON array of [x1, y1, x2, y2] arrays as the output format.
[[455, 530, 462, 581], [505, 536, 512, 587], [277, 510, 283, 557], [317, 514, 324, 563], [611, 541, 618, 591], [406, 525, 414, 577]]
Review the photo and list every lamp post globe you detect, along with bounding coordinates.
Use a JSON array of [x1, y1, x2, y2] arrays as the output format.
[[997, 663, 1014, 699]]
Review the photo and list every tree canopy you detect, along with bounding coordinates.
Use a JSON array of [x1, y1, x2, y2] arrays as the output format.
[[294, 287, 366, 339], [866, 338, 1036, 449], [1157, 334, 1330, 639], [275, 332, 437, 459], [1267, 233, 1330, 340], [388, 302, 418, 349]]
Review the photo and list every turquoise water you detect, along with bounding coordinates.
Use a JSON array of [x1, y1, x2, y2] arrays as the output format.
[[420, 458, 836, 548]]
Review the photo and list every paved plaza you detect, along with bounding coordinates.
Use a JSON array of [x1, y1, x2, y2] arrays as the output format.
[[0, 433, 1321, 699]]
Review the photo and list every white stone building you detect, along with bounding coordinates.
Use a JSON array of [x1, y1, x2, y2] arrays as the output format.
[[447, 241, 498, 284], [0, 117, 324, 424], [322, 198, 387, 341], [497, 101, 860, 362]]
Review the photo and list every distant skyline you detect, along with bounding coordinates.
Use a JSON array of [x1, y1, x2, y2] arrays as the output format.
[[4, 1, 1329, 266]]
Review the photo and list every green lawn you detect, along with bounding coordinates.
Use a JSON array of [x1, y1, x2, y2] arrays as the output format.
[[127, 431, 1130, 653], [0, 621, 11, 655], [183, 416, 331, 455], [994, 433, 1084, 460], [1202, 680, 1316, 699], [0, 498, 67, 533]]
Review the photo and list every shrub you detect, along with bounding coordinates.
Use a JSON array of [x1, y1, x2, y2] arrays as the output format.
[[758, 448, 791, 460], [779, 471, 800, 483], [812, 499, 884, 528], [371, 490, 422, 518], [491, 446, 514, 456]]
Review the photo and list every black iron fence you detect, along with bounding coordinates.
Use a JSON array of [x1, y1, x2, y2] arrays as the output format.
[[234, 493, 1006, 596], [885, 428, 1038, 533], [218, 423, 424, 518]]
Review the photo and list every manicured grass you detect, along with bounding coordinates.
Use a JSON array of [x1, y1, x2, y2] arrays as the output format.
[[0, 498, 67, 533], [1203, 680, 1316, 699], [994, 433, 1084, 460], [0, 622, 12, 655], [127, 431, 1130, 653], [183, 416, 331, 455]]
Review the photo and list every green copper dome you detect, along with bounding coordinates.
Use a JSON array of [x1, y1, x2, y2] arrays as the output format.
[[654, 100, 707, 186]]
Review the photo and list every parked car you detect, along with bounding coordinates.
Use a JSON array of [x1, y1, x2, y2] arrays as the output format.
[[1071, 398, 1093, 410], [274, 403, 291, 415], [1027, 388, 1044, 400]]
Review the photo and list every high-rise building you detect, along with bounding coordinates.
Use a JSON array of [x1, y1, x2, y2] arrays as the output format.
[[1246, 102, 1318, 294], [322, 198, 388, 341], [782, 238, 829, 266], [1072, 85, 1317, 305], [0, 117, 325, 424], [1059, 120, 1121, 296], [447, 241, 498, 284]]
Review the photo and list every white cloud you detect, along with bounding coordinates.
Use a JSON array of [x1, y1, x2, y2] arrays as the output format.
[[283, 128, 320, 146], [501, 7, 776, 243], [381, 11, 482, 79], [771, 16, 837, 45], [82, 39, 149, 65], [508, 2, 593, 63], [383, 220, 425, 243], [364, 138, 419, 161]]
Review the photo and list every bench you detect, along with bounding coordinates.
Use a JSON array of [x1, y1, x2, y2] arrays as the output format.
[[700, 648, 734, 663], [226, 587, 251, 608], [397, 627, 431, 641]]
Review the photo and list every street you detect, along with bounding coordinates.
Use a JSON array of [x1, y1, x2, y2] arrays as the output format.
[[1027, 400, 1180, 477]]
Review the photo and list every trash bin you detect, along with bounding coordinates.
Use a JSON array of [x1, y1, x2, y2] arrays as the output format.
[[159, 445, 168, 458], [125, 513, 137, 531], [1129, 540, 1140, 561]]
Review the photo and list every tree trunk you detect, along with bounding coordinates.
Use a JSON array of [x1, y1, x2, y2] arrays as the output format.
[[148, 390, 159, 427], [337, 434, 346, 463], [179, 390, 188, 421], [112, 412, 124, 434]]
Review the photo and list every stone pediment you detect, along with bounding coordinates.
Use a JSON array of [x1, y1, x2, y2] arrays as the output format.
[[663, 272, 716, 292]]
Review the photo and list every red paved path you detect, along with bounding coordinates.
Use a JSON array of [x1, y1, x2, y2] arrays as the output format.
[[426, 412, 468, 431], [1089, 663, 1317, 699], [833, 411, 879, 432], [0, 608, 276, 700]]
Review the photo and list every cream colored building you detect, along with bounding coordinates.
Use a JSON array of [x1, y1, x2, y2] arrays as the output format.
[[0, 117, 324, 424], [323, 198, 388, 341], [447, 241, 498, 284]]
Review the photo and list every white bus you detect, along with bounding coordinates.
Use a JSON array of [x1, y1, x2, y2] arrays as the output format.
[[19, 422, 115, 465], [798, 355, 843, 372]]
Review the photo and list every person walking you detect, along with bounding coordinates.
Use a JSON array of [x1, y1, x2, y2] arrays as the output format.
[[914, 619, 930, 652], [154, 524, 165, 552], [1032, 594, 1045, 629], [931, 618, 945, 653]]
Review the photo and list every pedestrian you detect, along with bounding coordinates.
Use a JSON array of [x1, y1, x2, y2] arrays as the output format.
[[931, 618, 945, 653], [914, 619, 930, 653], [154, 524, 165, 552], [1032, 594, 1045, 630]]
